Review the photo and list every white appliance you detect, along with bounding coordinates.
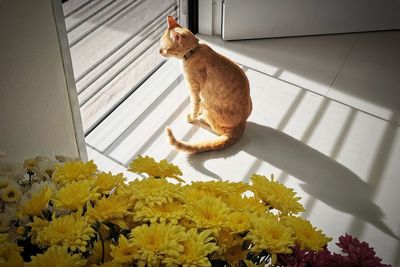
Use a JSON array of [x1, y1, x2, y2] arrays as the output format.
[[221, 0, 400, 40]]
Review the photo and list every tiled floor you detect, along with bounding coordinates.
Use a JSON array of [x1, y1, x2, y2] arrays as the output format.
[[86, 31, 400, 265]]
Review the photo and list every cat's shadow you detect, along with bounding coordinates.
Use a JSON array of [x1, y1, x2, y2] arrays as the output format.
[[187, 121, 397, 239]]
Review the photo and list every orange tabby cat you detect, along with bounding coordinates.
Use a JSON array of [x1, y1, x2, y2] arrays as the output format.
[[160, 16, 252, 153]]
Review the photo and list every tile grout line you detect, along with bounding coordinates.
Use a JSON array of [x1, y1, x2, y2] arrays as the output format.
[[201, 35, 399, 127], [240, 63, 399, 127], [86, 142, 127, 167], [326, 34, 360, 97]]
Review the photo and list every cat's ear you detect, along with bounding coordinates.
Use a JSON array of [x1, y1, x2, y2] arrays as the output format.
[[169, 30, 182, 43], [167, 15, 180, 29]]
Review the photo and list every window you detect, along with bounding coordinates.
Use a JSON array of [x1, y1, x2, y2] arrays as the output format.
[[63, 0, 186, 134]]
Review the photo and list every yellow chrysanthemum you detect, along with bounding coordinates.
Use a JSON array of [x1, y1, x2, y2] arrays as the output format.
[[28, 216, 50, 245], [181, 186, 212, 204], [128, 156, 183, 182], [86, 195, 130, 226], [88, 240, 112, 264], [113, 186, 137, 209], [281, 216, 332, 251], [185, 195, 231, 231], [213, 228, 243, 258], [224, 211, 251, 233], [189, 180, 249, 199], [134, 201, 186, 224], [36, 213, 95, 252], [164, 229, 217, 267], [130, 223, 186, 266], [18, 184, 54, 217], [1, 183, 22, 203], [225, 195, 268, 215], [250, 174, 304, 215], [26, 246, 86, 267], [128, 177, 184, 209], [94, 172, 126, 194], [52, 160, 97, 185], [0, 242, 23, 267], [246, 214, 294, 261], [53, 180, 100, 211], [0, 233, 9, 243], [110, 235, 137, 264]]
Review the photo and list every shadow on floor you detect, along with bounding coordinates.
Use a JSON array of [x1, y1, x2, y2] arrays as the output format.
[[187, 121, 398, 239]]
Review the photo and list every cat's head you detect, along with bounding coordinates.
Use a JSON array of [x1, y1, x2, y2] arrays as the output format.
[[159, 16, 199, 59]]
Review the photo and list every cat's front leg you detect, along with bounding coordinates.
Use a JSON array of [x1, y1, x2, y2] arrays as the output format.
[[187, 91, 200, 123], [186, 114, 196, 123]]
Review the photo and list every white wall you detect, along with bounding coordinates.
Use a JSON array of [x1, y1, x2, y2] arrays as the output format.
[[198, 0, 222, 35], [0, 0, 87, 162]]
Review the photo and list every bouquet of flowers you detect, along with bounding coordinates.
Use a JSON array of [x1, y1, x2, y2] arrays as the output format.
[[0, 154, 391, 266]]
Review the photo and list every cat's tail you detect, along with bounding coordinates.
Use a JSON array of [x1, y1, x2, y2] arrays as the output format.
[[165, 125, 244, 153]]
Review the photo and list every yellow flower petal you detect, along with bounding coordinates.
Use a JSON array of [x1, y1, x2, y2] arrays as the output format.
[[128, 156, 183, 181], [53, 180, 100, 211], [26, 246, 86, 267], [250, 174, 304, 215], [110, 235, 137, 264], [18, 184, 54, 217], [36, 213, 95, 252], [281, 215, 332, 251], [130, 223, 186, 266], [185, 195, 231, 232], [52, 160, 97, 185], [246, 213, 294, 255]]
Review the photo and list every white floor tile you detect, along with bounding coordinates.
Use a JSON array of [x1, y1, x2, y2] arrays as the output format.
[[328, 31, 400, 124], [198, 33, 357, 96], [86, 145, 136, 180]]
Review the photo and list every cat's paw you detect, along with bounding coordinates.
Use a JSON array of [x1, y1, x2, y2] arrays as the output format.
[[186, 114, 195, 123]]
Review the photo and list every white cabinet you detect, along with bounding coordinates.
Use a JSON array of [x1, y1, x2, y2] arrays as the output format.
[[220, 0, 400, 40]]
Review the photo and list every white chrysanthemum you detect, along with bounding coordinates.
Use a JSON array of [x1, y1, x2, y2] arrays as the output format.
[[24, 156, 59, 180], [0, 176, 12, 189], [29, 180, 57, 196], [0, 208, 15, 232], [0, 162, 25, 181], [36, 156, 58, 176], [1, 183, 22, 203]]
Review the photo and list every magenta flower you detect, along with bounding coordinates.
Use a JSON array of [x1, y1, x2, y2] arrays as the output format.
[[275, 234, 391, 267], [334, 234, 391, 267], [276, 245, 308, 267]]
